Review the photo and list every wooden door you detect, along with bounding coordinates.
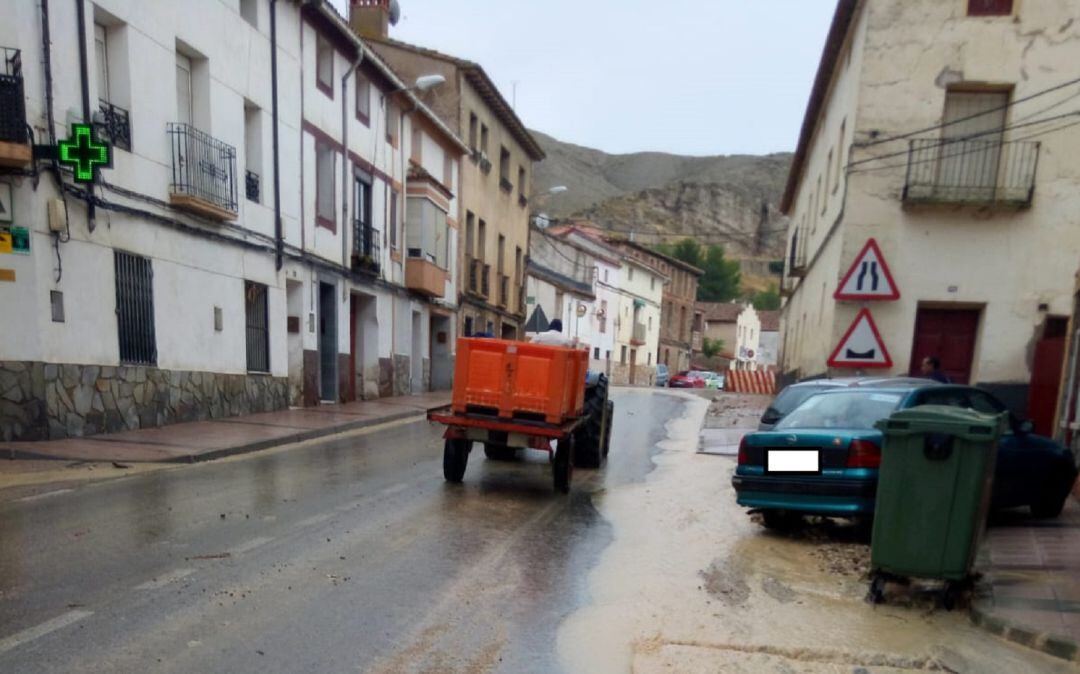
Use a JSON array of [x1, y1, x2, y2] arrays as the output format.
[[909, 308, 981, 384], [1028, 336, 1066, 436]]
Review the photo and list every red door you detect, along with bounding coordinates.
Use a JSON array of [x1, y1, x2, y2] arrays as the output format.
[[908, 308, 981, 384], [1028, 337, 1066, 436]]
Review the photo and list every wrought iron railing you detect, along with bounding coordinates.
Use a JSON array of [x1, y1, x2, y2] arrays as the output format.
[[246, 170, 260, 203], [903, 137, 1039, 207], [481, 264, 491, 297], [167, 122, 238, 214], [0, 47, 26, 144], [96, 99, 131, 151], [352, 220, 380, 275]]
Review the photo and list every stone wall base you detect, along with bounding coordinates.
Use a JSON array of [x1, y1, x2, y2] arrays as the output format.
[[0, 361, 288, 442]]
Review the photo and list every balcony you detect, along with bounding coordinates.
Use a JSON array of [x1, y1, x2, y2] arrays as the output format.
[[902, 137, 1039, 208], [352, 220, 380, 276], [405, 257, 447, 298], [0, 48, 30, 168], [167, 122, 238, 221], [779, 276, 796, 298], [631, 322, 647, 346], [95, 99, 131, 152], [499, 177, 513, 193], [245, 170, 260, 203], [787, 226, 808, 278]]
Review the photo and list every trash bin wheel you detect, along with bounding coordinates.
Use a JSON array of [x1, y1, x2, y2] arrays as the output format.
[[443, 439, 469, 483], [553, 435, 573, 494], [868, 573, 886, 605], [1030, 490, 1068, 519], [942, 581, 962, 611]]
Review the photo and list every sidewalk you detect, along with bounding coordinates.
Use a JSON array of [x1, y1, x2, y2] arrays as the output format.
[[0, 392, 450, 464], [972, 498, 1080, 663]]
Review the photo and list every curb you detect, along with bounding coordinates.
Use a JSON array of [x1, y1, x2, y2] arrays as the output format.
[[970, 599, 1080, 663], [2, 408, 435, 464]]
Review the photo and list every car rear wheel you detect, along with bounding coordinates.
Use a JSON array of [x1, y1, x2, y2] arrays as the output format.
[[1030, 490, 1067, 519]]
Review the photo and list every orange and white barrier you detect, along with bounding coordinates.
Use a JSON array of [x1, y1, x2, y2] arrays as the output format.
[[725, 370, 776, 396]]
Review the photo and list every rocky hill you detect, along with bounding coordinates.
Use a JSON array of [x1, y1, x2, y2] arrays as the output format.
[[530, 130, 793, 262]]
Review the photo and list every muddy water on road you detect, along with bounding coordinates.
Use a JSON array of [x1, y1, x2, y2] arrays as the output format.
[[557, 390, 1071, 673]]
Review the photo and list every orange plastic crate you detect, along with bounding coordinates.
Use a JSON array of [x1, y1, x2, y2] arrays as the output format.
[[452, 338, 588, 424]]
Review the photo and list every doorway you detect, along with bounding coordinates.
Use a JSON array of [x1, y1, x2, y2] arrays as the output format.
[[1028, 317, 1068, 436], [908, 306, 981, 384], [629, 348, 637, 385], [411, 311, 423, 394], [430, 315, 453, 391], [319, 282, 337, 402]]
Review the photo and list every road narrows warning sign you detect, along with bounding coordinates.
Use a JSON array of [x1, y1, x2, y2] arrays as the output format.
[[827, 309, 893, 369], [834, 238, 899, 301]]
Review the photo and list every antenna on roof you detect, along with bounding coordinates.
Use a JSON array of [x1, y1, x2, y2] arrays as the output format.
[[388, 0, 401, 25]]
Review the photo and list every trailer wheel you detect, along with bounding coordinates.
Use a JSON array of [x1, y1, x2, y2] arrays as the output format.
[[554, 435, 573, 494], [574, 375, 609, 469], [443, 439, 469, 483], [602, 400, 614, 458], [483, 444, 517, 461]]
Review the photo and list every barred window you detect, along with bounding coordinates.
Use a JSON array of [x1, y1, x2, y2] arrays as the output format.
[[245, 281, 269, 372], [114, 251, 157, 365]]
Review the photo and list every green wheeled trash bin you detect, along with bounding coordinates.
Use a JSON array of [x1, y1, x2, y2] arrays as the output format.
[[868, 405, 1005, 609]]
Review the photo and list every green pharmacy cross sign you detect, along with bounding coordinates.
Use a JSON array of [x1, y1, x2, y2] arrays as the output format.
[[58, 124, 111, 183]]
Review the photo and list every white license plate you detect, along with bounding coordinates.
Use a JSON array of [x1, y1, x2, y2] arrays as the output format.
[[766, 449, 821, 474]]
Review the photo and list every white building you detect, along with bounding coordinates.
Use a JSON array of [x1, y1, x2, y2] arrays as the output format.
[[0, 0, 464, 441], [780, 0, 1080, 418], [733, 304, 762, 372]]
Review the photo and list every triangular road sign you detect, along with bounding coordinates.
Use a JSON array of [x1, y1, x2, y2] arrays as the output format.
[[834, 238, 899, 301], [827, 309, 893, 369]]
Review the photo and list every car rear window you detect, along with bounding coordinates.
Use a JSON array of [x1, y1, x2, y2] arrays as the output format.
[[776, 391, 903, 430], [769, 385, 830, 417]]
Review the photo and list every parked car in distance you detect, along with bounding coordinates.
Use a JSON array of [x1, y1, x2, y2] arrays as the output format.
[[734, 383, 1078, 528], [696, 371, 725, 390], [669, 371, 705, 389], [758, 377, 940, 430], [655, 364, 670, 387]]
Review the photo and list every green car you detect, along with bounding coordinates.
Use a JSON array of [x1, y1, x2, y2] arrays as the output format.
[[732, 381, 1078, 528]]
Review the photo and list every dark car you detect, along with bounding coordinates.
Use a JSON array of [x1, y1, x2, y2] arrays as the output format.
[[734, 383, 1078, 527], [669, 371, 705, 389]]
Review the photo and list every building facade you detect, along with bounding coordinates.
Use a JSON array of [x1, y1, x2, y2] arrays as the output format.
[[780, 0, 1080, 413], [524, 224, 597, 345], [0, 0, 463, 441], [352, 5, 546, 342]]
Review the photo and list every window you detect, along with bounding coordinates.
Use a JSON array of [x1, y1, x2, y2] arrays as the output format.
[[387, 102, 399, 145], [648, 353, 652, 366], [175, 52, 193, 126], [967, 0, 1012, 16], [316, 139, 335, 229], [604, 269, 609, 283], [353, 172, 373, 256], [518, 166, 526, 197], [680, 305, 686, 341], [594, 347, 600, 359], [245, 281, 269, 372], [469, 112, 478, 151], [650, 276, 656, 291], [818, 174, 825, 216], [825, 149, 834, 201], [389, 189, 399, 249], [499, 146, 512, 191], [599, 299, 607, 333], [240, 0, 258, 28], [406, 198, 449, 269], [834, 119, 846, 193], [444, 153, 454, 190], [480, 124, 489, 155], [355, 73, 371, 124], [515, 247, 522, 286], [95, 23, 110, 102], [316, 35, 333, 97], [606, 350, 611, 361], [497, 235, 505, 273], [115, 251, 156, 365], [478, 219, 486, 260], [464, 316, 474, 337], [244, 103, 262, 203], [465, 212, 475, 258], [620, 346, 627, 364]]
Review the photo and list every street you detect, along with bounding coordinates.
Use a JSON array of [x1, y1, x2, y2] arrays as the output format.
[[0, 390, 1070, 673]]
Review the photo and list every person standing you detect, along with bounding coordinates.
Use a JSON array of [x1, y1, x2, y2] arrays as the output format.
[[920, 355, 952, 383]]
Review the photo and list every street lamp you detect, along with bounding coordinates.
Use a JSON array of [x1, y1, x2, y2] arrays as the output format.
[[532, 186, 569, 229], [392, 74, 446, 94]]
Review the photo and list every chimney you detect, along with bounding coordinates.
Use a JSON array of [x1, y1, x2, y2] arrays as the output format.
[[350, 0, 391, 39]]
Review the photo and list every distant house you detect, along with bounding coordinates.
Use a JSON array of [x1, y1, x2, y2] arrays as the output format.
[[698, 302, 745, 361], [757, 310, 781, 371]]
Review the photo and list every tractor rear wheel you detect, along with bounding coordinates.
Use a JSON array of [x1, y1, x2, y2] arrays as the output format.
[[443, 439, 469, 483]]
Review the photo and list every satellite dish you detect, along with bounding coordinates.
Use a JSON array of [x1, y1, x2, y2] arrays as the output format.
[[388, 0, 401, 25]]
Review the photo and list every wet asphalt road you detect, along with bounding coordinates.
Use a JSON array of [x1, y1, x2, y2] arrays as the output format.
[[0, 390, 683, 674]]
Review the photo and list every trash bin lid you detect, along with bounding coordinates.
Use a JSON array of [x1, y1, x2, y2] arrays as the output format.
[[874, 405, 1005, 440]]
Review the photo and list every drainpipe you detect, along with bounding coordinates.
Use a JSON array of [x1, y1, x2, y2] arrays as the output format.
[[342, 54, 364, 271], [74, 0, 96, 230], [271, 0, 283, 270]]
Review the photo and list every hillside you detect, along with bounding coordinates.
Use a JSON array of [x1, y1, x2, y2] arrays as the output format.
[[530, 130, 793, 265]]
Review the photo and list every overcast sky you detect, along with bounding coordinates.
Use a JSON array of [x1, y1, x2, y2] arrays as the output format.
[[330, 0, 835, 157]]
